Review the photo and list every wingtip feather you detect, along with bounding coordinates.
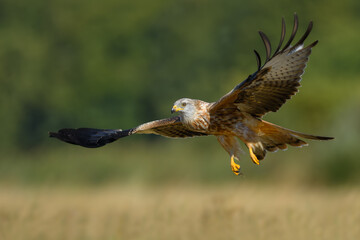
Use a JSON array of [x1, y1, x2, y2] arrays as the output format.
[[273, 17, 286, 57], [282, 13, 299, 51], [259, 31, 272, 62], [290, 20, 314, 52], [253, 50, 261, 71]]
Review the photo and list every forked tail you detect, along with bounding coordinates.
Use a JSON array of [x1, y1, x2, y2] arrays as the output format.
[[247, 120, 334, 162], [49, 128, 132, 148]]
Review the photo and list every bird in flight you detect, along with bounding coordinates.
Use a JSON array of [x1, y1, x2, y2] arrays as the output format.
[[50, 14, 333, 175]]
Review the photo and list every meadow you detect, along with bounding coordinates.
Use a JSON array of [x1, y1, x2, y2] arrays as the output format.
[[1, 184, 359, 240], [1, 142, 359, 240]]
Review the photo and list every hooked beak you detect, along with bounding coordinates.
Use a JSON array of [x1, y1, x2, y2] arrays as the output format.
[[171, 105, 183, 114]]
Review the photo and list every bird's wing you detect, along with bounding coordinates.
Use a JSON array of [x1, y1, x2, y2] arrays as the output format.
[[133, 116, 208, 138], [210, 14, 317, 117], [49, 116, 207, 148]]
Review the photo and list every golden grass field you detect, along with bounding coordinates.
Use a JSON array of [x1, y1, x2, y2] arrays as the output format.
[[0, 184, 359, 240]]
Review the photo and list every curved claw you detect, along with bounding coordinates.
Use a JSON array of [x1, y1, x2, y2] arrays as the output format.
[[230, 155, 241, 175], [249, 147, 260, 165]]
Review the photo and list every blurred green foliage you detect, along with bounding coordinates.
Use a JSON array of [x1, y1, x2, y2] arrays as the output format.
[[0, 0, 359, 185]]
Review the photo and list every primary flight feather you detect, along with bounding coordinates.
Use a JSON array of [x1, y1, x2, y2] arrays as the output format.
[[50, 14, 333, 175]]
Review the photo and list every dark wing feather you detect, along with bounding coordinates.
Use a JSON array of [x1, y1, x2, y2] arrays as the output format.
[[49, 128, 130, 148], [273, 17, 286, 55], [49, 116, 206, 148], [259, 31, 272, 62], [210, 13, 317, 117]]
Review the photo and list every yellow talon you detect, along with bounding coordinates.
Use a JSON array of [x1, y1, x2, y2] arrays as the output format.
[[230, 155, 241, 175], [249, 147, 260, 165]]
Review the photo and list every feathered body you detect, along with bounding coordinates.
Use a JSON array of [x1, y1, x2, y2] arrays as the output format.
[[50, 14, 333, 175], [171, 98, 330, 167]]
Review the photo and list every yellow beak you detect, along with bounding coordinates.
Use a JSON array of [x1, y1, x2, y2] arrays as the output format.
[[171, 105, 184, 113]]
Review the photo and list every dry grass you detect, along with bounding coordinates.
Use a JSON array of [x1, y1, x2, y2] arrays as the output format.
[[0, 184, 359, 240]]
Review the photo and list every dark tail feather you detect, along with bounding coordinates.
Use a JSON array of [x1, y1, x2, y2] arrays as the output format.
[[49, 128, 132, 148], [288, 130, 334, 141]]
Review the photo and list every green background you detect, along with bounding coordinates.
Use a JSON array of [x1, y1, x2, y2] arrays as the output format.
[[1, 0, 359, 187]]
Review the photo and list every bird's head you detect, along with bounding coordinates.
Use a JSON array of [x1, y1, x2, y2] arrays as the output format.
[[171, 98, 197, 118]]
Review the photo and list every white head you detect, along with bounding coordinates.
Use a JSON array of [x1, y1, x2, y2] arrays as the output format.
[[171, 98, 198, 121]]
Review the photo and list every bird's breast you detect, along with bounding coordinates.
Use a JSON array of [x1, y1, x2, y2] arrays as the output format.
[[182, 113, 210, 132], [191, 115, 210, 131]]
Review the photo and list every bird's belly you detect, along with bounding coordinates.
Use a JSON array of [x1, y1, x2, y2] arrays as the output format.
[[209, 112, 259, 141]]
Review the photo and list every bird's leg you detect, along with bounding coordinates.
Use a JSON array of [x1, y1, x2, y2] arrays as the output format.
[[248, 147, 260, 165], [230, 155, 241, 175]]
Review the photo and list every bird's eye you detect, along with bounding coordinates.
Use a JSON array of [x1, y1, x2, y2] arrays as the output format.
[[181, 102, 187, 107]]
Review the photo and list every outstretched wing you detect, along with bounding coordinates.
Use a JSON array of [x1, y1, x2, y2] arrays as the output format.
[[49, 116, 207, 148], [132, 116, 208, 138], [210, 14, 317, 117]]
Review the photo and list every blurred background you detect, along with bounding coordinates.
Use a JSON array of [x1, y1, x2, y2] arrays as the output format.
[[0, 0, 359, 239]]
